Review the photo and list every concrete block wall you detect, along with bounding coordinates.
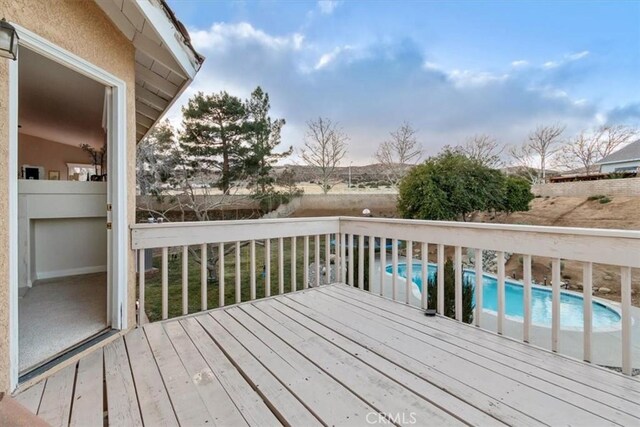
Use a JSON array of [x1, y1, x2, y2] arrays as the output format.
[[532, 177, 640, 197]]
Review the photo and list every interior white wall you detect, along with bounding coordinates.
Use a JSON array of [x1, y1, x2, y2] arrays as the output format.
[[34, 218, 107, 280]]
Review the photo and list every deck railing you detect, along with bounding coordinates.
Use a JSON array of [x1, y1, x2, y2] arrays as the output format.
[[131, 216, 639, 375]]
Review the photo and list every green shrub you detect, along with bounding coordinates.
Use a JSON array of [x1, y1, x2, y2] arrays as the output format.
[[599, 196, 612, 204], [426, 258, 474, 323], [588, 194, 606, 201]]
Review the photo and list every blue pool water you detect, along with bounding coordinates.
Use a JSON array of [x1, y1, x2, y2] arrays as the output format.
[[388, 263, 621, 330]]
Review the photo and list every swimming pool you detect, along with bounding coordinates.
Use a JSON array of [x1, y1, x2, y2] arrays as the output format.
[[388, 263, 621, 330]]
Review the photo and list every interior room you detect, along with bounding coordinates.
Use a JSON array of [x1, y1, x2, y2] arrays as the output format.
[[17, 47, 110, 374]]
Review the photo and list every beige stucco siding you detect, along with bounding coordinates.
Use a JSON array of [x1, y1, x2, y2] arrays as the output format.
[[0, 0, 137, 392]]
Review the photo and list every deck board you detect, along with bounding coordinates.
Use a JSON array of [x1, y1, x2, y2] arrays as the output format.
[[69, 348, 103, 427], [312, 287, 639, 424], [14, 284, 640, 427], [324, 285, 640, 417]]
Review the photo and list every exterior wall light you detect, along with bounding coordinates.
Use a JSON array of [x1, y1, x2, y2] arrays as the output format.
[[0, 18, 19, 60]]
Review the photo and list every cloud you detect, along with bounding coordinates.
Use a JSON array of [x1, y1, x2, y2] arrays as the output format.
[[170, 23, 608, 163], [566, 50, 589, 61], [511, 60, 529, 68], [318, 1, 340, 15]]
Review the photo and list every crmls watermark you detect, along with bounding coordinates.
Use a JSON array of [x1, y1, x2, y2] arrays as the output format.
[[366, 412, 417, 425]]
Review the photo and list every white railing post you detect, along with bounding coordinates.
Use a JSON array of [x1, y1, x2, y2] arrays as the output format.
[[474, 249, 483, 328], [406, 241, 413, 304], [379, 237, 386, 297], [358, 234, 365, 289], [437, 244, 444, 315], [315, 235, 321, 287], [325, 234, 331, 286], [348, 234, 354, 286], [138, 249, 145, 326], [200, 244, 206, 311], [250, 240, 257, 300], [182, 245, 188, 315], [621, 266, 632, 375], [551, 258, 561, 352], [235, 242, 241, 304], [582, 262, 592, 362], [421, 242, 428, 309], [497, 251, 505, 334], [303, 235, 309, 289], [369, 235, 375, 294], [454, 246, 462, 321], [523, 254, 532, 342], [391, 238, 398, 301], [265, 239, 271, 297], [161, 247, 168, 320], [278, 237, 284, 294], [219, 242, 225, 306], [200, 243, 208, 310], [291, 237, 297, 292], [339, 233, 346, 283]]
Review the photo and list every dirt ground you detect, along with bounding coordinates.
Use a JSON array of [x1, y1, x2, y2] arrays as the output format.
[[291, 194, 640, 306]]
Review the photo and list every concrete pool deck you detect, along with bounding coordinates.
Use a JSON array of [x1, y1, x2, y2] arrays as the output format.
[[368, 256, 640, 373]]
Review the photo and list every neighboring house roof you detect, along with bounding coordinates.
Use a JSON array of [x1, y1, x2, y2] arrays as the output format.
[[95, 0, 205, 141], [596, 139, 640, 164]]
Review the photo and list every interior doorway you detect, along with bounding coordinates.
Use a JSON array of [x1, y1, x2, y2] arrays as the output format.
[[16, 46, 111, 374]]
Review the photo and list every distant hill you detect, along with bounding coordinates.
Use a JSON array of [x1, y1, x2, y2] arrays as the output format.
[[273, 164, 411, 183]]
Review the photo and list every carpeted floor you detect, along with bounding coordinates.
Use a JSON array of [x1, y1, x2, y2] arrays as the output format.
[[18, 273, 108, 373]]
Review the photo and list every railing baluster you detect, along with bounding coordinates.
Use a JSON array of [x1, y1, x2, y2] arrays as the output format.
[[200, 244, 206, 311], [358, 234, 365, 289], [421, 242, 428, 309], [391, 238, 398, 301], [278, 237, 284, 294], [475, 249, 483, 328], [325, 234, 331, 285], [369, 235, 375, 294], [235, 242, 241, 304], [138, 249, 145, 326], [497, 251, 505, 334], [161, 247, 168, 320], [291, 237, 297, 292], [379, 237, 386, 297], [265, 239, 271, 297], [250, 240, 257, 300], [340, 233, 346, 284], [406, 241, 413, 304], [303, 235, 309, 289], [348, 234, 354, 286], [523, 254, 532, 341], [315, 235, 321, 287], [437, 244, 444, 315], [454, 246, 462, 321], [551, 257, 561, 351], [621, 266, 632, 375], [219, 243, 225, 306], [182, 246, 188, 315], [582, 262, 592, 362]]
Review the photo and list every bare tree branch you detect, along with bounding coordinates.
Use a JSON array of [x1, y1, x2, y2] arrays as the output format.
[[527, 123, 565, 180], [458, 134, 503, 168], [300, 117, 349, 194], [375, 122, 422, 187]]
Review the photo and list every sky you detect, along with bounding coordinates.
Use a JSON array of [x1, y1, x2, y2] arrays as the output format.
[[165, 0, 640, 164]]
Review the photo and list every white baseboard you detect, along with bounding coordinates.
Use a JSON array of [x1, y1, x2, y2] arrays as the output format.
[[35, 265, 108, 281]]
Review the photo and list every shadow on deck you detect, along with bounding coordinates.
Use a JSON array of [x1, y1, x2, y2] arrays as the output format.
[[14, 284, 640, 426]]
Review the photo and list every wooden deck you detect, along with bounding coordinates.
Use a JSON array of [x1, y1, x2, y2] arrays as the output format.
[[15, 284, 640, 426]]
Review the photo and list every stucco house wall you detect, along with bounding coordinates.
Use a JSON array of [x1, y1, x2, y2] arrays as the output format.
[[600, 160, 640, 174], [0, 0, 137, 392]]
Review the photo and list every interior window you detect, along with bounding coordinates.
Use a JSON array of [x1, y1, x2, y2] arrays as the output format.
[[67, 163, 96, 181]]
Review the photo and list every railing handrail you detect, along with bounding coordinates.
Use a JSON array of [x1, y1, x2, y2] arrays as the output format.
[[131, 216, 340, 249], [339, 216, 640, 268]]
